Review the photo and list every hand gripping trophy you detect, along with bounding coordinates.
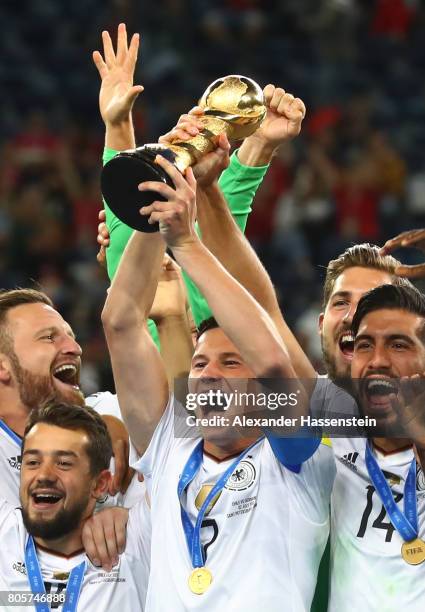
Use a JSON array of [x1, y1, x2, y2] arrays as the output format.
[[101, 75, 266, 231]]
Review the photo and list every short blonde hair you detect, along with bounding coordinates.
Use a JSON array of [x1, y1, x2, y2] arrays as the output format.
[[0, 288, 53, 352], [322, 243, 410, 308]]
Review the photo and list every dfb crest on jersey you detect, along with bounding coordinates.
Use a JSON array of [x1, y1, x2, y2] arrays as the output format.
[[225, 461, 256, 491]]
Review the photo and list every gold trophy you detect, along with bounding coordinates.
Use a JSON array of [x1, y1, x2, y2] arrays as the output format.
[[101, 75, 266, 231]]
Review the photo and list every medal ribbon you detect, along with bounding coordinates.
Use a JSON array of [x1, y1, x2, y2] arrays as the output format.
[[0, 419, 22, 446], [25, 536, 86, 612], [365, 442, 418, 541], [178, 437, 263, 568]]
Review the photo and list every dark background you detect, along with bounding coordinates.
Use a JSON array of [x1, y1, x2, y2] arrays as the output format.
[[1, 0, 424, 393]]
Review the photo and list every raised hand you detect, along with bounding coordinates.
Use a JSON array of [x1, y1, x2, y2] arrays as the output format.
[[138, 155, 198, 249], [93, 23, 144, 126], [159, 107, 205, 145], [253, 84, 306, 148], [159, 108, 230, 187], [380, 229, 425, 279], [389, 374, 425, 448], [149, 254, 188, 323], [96, 209, 109, 267]]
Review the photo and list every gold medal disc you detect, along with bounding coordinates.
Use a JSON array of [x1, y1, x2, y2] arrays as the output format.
[[188, 567, 213, 594], [401, 538, 425, 565]]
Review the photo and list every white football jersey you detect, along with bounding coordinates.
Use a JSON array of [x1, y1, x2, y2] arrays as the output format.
[[133, 397, 335, 612], [0, 496, 151, 612], [85, 392, 122, 420], [0, 421, 23, 507], [329, 437, 425, 611]]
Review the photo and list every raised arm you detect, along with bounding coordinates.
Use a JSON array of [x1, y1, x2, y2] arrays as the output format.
[[380, 228, 425, 279], [93, 22, 141, 285], [93, 23, 142, 153], [97, 217, 193, 383], [237, 85, 305, 165], [101, 230, 168, 456], [216, 84, 305, 229], [155, 87, 306, 326], [94, 27, 272, 319], [192, 91, 316, 379], [140, 157, 295, 378], [196, 179, 316, 380], [149, 254, 193, 386], [388, 375, 425, 472]]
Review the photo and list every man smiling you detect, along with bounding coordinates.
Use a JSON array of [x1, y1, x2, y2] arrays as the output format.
[[319, 257, 398, 381], [351, 285, 425, 433], [0, 289, 83, 505], [0, 288, 136, 513], [328, 284, 425, 611], [102, 150, 334, 611], [0, 401, 149, 611], [1, 291, 83, 407]]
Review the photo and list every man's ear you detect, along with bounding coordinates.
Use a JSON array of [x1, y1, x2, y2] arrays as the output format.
[[92, 470, 112, 501], [318, 313, 324, 335], [0, 353, 13, 383]]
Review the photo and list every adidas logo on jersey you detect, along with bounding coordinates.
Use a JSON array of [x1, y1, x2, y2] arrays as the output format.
[[7, 455, 21, 471], [339, 452, 359, 473], [13, 561, 26, 575]]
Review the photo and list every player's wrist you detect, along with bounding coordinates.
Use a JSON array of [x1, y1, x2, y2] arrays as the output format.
[[170, 236, 202, 258], [105, 120, 136, 151], [238, 135, 278, 166], [154, 311, 188, 327], [197, 178, 220, 193], [105, 115, 133, 130]]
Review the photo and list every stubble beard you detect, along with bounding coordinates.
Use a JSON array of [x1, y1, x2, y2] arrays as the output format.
[[21, 495, 88, 541], [320, 333, 354, 395], [10, 352, 84, 410], [320, 314, 357, 382], [320, 333, 339, 382]]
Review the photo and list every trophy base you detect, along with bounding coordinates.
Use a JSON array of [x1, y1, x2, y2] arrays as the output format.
[[101, 145, 176, 232]]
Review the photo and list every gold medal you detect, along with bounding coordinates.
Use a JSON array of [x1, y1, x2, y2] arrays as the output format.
[[195, 485, 221, 515], [188, 567, 213, 594], [401, 538, 425, 565]]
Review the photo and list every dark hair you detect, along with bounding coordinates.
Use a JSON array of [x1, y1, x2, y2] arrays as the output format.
[[196, 317, 219, 341], [323, 244, 410, 308], [0, 289, 54, 353], [352, 284, 425, 339], [23, 402, 112, 476]]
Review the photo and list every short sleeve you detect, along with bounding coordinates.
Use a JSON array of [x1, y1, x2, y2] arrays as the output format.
[[85, 392, 122, 420], [285, 442, 336, 525]]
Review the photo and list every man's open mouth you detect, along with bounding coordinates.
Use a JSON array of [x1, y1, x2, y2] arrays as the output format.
[[364, 377, 398, 398], [202, 403, 227, 416], [360, 378, 399, 416], [338, 332, 355, 360], [52, 364, 79, 388], [31, 490, 64, 507]]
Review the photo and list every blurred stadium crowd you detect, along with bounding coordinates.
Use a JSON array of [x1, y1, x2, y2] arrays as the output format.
[[0, 0, 424, 389]]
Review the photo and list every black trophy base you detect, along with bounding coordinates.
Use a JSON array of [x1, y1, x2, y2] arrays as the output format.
[[101, 145, 177, 232]]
